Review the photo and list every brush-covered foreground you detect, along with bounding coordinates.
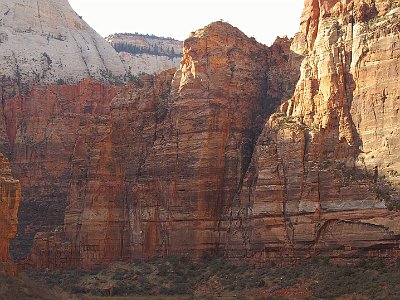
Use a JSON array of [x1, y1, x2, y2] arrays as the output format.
[[2, 257, 400, 299]]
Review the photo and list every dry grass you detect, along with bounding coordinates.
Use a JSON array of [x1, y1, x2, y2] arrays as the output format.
[[17, 256, 400, 300]]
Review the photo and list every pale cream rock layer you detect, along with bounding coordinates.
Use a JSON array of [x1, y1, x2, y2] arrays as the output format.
[[106, 33, 183, 75], [0, 0, 126, 84]]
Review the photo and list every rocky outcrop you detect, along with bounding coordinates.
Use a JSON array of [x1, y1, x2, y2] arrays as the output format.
[[107, 33, 182, 75], [126, 21, 272, 258], [118, 52, 181, 75], [0, 153, 21, 274], [6, 79, 121, 263], [4, 0, 400, 270], [226, 0, 400, 260], [0, 0, 126, 84], [8, 21, 299, 268]]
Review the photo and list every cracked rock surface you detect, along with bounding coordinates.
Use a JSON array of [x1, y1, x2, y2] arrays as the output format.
[[0, 0, 126, 84]]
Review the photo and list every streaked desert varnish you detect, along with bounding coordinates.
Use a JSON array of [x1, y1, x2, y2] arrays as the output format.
[[4, 0, 400, 269], [230, 0, 400, 259], [0, 153, 21, 274]]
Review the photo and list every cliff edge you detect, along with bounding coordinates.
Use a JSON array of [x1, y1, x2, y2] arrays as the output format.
[[0, 0, 126, 84], [0, 153, 21, 274]]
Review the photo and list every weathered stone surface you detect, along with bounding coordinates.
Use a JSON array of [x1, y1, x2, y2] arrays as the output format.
[[226, 0, 400, 260], [118, 52, 181, 75], [8, 21, 298, 268], [125, 22, 297, 259], [292, 0, 400, 196], [4, 79, 120, 263], [106, 33, 182, 75], [14, 72, 175, 268], [0, 0, 126, 84], [0, 153, 21, 274], [63, 71, 176, 267], [5, 0, 400, 269]]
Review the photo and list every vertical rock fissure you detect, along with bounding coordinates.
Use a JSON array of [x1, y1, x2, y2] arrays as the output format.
[[36, 0, 44, 34]]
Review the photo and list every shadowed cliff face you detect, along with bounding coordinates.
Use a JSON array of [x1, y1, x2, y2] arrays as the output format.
[[3, 0, 400, 269], [127, 22, 296, 258], [2, 21, 299, 268], [0, 153, 21, 274], [5, 79, 121, 262], [227, 0, 400, 260]]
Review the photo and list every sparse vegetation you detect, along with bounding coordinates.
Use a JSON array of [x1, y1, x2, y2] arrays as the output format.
[[99, 68, 124, 85], [111, 32, 179, 42], [21, 256, 400, 299], [271, 113, 310, 131], [324, 161, 400, 210], [334, 161, 373, 186], [124, 67, 144, 86], [375, 180, 399, 210], [112, 42, 180, 58], [388, 169, 400, 177], [42, 52, 52, 66], [0, 273, 77, 300]]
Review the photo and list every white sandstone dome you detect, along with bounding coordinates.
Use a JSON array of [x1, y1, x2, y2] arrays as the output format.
[[0, 0, 127, 84]]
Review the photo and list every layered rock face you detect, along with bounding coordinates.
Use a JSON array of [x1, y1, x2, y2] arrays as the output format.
[[127, 22, 273, 258], [226, 0, 400, 259], [62, 71, 177, 267], [5, 0, 400, 269], [106, 33, 182, 75], [5, 79, 120, 264], [118, 52, 181, 75], [0, 153, 21, 274], [0, 0, 126, 84], [9, 21, 299, 268]]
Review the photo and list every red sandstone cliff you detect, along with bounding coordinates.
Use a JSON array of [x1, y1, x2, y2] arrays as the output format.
[[3, 79, 120, 263], [227, 0, 400, 260], [2, 0, 400, 269], [19, 22, 299, 268], [128, 22, 284, 258], [0, 153, 21, 274]]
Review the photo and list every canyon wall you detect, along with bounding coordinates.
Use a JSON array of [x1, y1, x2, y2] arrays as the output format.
[[225, 0, 400, 260], [125, 22, 297, 258], [18, 21, 299, 268], [5, 79, 120, 264], [106, 33, 182, 75], [0, 153, 21, 274], [0, 0, 126, 84], [1, 0, 400, 269]]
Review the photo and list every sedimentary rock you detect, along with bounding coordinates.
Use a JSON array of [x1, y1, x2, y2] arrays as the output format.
[[4, 0, 400, 269], [127, 21, 270, 257], [0, 153, 21, 274], [226, 0, 400, 259], [0, 0, 126, 84], [106, 33, 182, 75], [13, 21, 299, 268], [7, 79, 120, 262]]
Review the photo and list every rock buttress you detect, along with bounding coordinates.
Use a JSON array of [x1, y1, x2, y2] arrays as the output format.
[[21, 22, 299, 267], [0, 153, 21, 274], [4, 79, 120, 266], [227, 0, 400, 260]]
